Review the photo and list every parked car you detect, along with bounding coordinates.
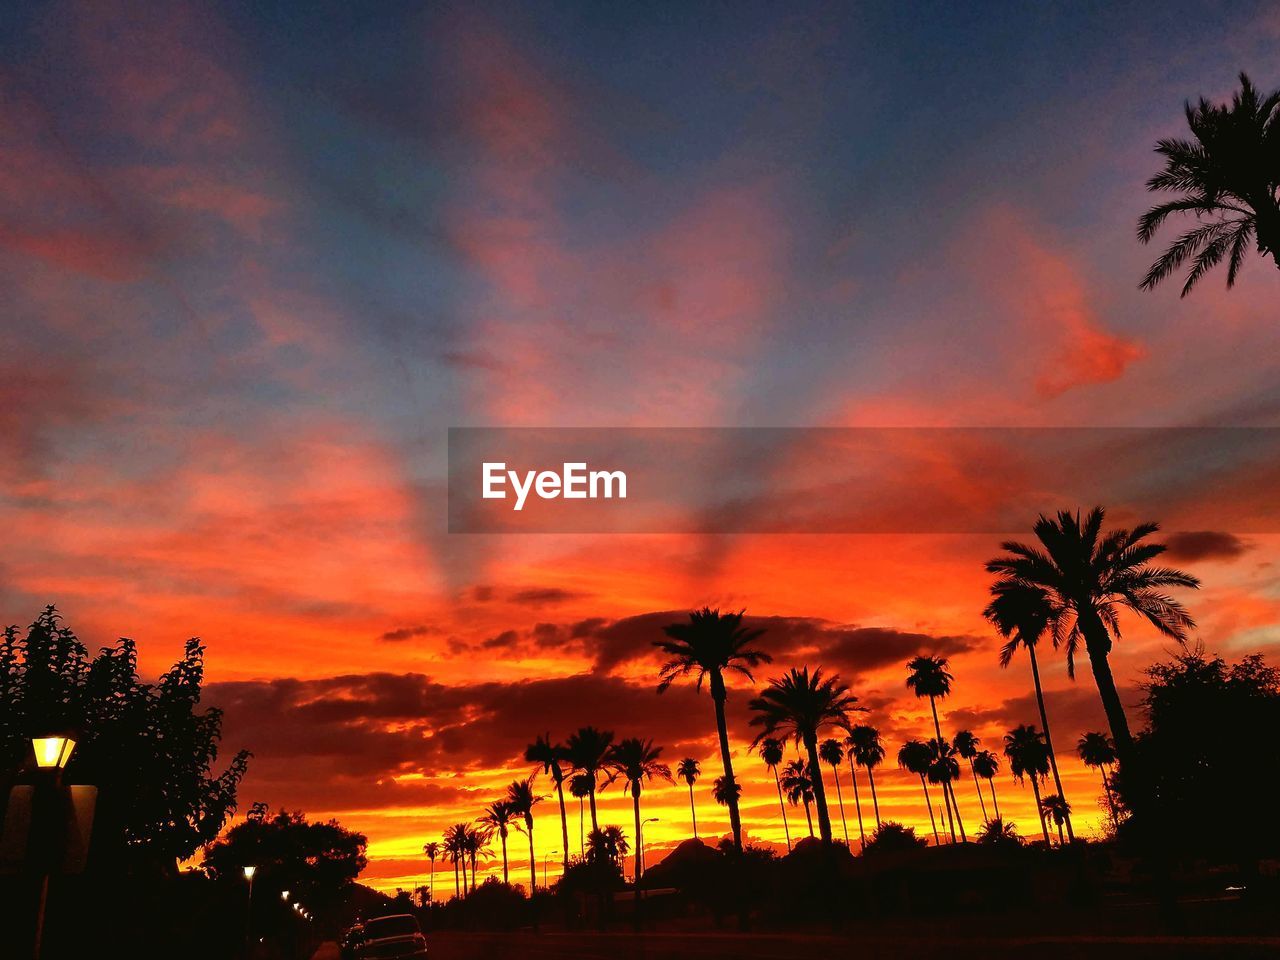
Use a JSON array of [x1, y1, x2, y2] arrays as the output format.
[[358, 914, 428, 958]]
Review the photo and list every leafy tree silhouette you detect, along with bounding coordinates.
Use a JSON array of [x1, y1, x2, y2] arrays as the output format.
[[0, 606, 249, 873]]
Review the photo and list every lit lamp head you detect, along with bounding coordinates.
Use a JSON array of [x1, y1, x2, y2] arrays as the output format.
[[32, 736, 76, 769], [281, 890, 290, 901], [243, 865, 257, 881]]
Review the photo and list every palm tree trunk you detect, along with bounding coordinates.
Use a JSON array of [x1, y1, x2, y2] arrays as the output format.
[[500, 832, 509, 883], [528, 821, 537, 897], [802, 798, 814, 837], [848, 756, 866, 848], [1080, 616, 1139, 793], [578, 796, 585, 855], [829, 763, 850, 844], [772, 766, 792, 851], [1030, 776, 1050, 846], [988, 776, 1000, 820], [471, 854, 477, 889], [588, 782, 600, 832], [555, 775, 570, 870], [970, 761, 988, 821], [1057, 819, 1065, 845], [1101, 766, 1118, 826], [928, 697, 963, 842], [1028, 643, 1074, 842], [948, 779, 966, 840], [429, 857, 435, 904], [804, 737, 834, 844], [453, 859, 460, 899], [632, 791, 643, 929], [919, 776, 939, 845], [940, 776, 956, 842], [710, 676, 744, 851], [867, 767, 881, 826]]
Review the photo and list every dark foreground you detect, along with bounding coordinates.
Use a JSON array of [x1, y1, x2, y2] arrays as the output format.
[[312, 931, 1280, 959]]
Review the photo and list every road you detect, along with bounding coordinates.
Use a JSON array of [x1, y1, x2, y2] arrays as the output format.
[[311, 931, 1280, 959]]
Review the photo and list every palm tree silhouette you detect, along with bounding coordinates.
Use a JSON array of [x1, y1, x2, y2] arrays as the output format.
[[847, 724, 885, 829], [657, 608, 771, 852], [506, 777, 544, 895], [953, 730, 987, 822], [569, 773, 592, 856], [1040, 793, 1072, 846], [897, 740, 939, 845], [842, 733, 866, 848], [443, 822, 469, 897], [819, 738, 850, 845], [780, 758, 815, 837], [986, 508, 1198, 810], [526, 733, 572, 870], [976, 816, 1020, 846], [587, 825, 629, 868], [605, 737, 673, 882], [423, 841, 441, 904], [479, 800, 516, 883], [462, 824, 491, 890], [926, 738, 962, 841], [758, 737, 792, 851], [713, 774, 742, 811], [906, 656, 965, 841], [1138, 73, 1280, 295], [1078, 731, 1120, 826], [985, 581, 1075, 841], [749, 667, 857, 844], [565, 726, 614, 833], [972, 749, 1001, 820], [677, 758, 701, 840], [1004, 724, 1052, 846]]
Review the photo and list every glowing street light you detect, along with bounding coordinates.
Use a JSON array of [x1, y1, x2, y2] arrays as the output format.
[[243, 865, 257, 958], [542, 849, 559, 890], [280, 889, 290, 901], [31, 736, 75, 771]]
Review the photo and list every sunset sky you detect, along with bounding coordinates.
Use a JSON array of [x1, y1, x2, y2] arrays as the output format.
[[2, 1, 1279, 893]]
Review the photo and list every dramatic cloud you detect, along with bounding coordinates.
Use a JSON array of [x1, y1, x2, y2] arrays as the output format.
[[1163, 531, 1253, 563]]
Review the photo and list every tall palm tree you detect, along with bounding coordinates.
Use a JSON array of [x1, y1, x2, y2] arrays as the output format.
[[526, 733, 571, 870], [819, 738, 850, 845], [906, 656, 965, 841], [985, 581, 1074, 841], [605, 738, 673, 882], [569, 773, 592, 856], [986, 507, 1199, 811], [422, 841, 441, 904], [677, 758, 701, 840], [462, 824, 490, 890], [748, 667, 857, 844], [443, 822, 469, 897], [586, 825, 629, 869], [972, 750, 1001, 821], [759, 737, 792, 851], [656, 608, 771, 852], [842, 733, 866, 848], [478, 800, 516, 883], [952, 730, 987, 822], [1078, 731, 1120, 826], [506, 777, 543, 895], [780, 758, 815, 838], [897, 740, 939, 845], [848, 724, 885, 828], [565, 726, 614, 833], [1004, 724, 1052, 846], [926, 739, 961, 841], [1040, 794, 1072, 846], [1138, 73, 1280, 296]]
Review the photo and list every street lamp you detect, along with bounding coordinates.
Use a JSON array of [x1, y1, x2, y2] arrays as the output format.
[[30, 735, 77, 960], [31, 736, 76, 773], [280, 889, 290, 901], [243, 866, 257, 958], [639, 818, 659, 877], [542, 850, 559, 890]]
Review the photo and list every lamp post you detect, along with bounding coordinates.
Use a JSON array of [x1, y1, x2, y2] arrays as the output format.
[[243, 865, 257, 958], [30, 735, 75, 960], [541, 850, 558, 890], [639, 818, 659, 877]]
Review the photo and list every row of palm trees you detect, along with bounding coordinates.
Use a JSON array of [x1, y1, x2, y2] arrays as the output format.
[[422, 507, 1197, 896]]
